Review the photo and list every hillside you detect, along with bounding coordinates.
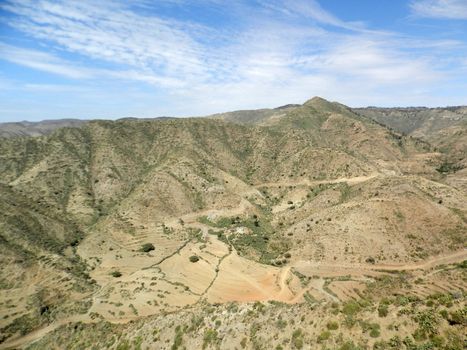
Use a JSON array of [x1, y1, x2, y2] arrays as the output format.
[[0, 98, 465, 350], [353, 106, 467, 178], [0, 120, 88, 138]]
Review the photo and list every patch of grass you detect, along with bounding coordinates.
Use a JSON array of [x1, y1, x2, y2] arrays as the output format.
[[394, 210, 405, 221], [338, 183, 352, 203], [198, 216, 232, 228]]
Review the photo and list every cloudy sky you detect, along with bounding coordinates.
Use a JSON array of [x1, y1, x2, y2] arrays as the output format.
[[0, 0, 467, 121]]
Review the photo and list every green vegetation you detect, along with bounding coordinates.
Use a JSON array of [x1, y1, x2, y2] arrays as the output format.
[[140, 243, 155, 252], [342, 301, 361, 317], [326, 321, 339, 330], [202, 329, 218, 349], [171, 325, 184, 350], [378, 303, 389, 317], [436, 161, 463, 174], [317, 330, 331, 342], [1, 101, 466, 350], [189, 255, 200, 263], [111, 271, 122, 278], [291, 329, 304, 349], [203, 214, 291, 264]]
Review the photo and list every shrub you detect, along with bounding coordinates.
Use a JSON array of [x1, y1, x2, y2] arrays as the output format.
[[292, 329, 304, 349], [276, 319, 287, 329], [318, 330, 331, 342], [448, 308, 467, 326], [140, 243, 155, 252], [189, 255, 200, 263], [171, 327, 183, 350], [202, 329, 218, 349], [342, 301, 361, 316], [416, 310, 439, 335], [111, 271, 122, 278], [326, 321, 339, 330], [369, 328, 380, 338], [339, 341, 362, 350], [378, 304, 389, 317]]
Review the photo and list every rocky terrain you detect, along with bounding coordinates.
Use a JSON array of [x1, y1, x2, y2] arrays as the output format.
[[0, 97, 465, 350]]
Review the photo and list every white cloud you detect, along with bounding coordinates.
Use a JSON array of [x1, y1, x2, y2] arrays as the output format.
[[410, 0, 467, 19], [1, 0, 210, 82], [0, 43, 92, 78], [0, 0, 466, 120]]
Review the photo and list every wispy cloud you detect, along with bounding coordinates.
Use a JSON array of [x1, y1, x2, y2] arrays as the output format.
[[0, 43, 92, 79], [410, 0, 467, 19], [259, 0, 369, 32], [0, 0, 466, 120]]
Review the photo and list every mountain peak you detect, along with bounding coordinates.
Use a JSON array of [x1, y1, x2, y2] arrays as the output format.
[[304, 96, 330, 105], [303, 96, 346, 113], [303, 96, 336, 109]]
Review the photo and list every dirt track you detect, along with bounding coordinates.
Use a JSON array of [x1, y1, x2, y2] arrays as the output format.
[[255, 174, 379, 189], [2, 174, 465, 350], [3, 246, 465, 350], [293, 249, 467, 273]]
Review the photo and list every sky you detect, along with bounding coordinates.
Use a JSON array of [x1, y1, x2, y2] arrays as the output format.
[[0, 0, 467, 122]]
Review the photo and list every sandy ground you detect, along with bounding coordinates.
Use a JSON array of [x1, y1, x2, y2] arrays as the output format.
[[2, 174, 466, 350]]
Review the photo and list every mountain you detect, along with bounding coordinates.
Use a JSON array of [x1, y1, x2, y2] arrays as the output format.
[[0, 98, 465, 349], [0, 120, 88, 138], [353, 106, 467, 175]]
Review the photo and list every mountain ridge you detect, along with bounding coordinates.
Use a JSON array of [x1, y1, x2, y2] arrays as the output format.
[[0, 97, 465, 349]]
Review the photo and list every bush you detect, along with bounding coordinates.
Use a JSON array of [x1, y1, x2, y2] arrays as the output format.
[[378, 304, 388, 317], [318, 331, 331, 342], [326, 321, 339, 330], [189, 255, 200, 263], [342, 301, 361, 316], [339, 341, 361, 350], [140, 243, 155, 252], [202, 329, 218, 349], [448, 309, 467, 326], [111, 271, 122, 278], [292, 329, 304, 349], [370, 328, 380, 338]]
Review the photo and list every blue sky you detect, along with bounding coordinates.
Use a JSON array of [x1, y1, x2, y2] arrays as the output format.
[[0, 0, 467, 122]]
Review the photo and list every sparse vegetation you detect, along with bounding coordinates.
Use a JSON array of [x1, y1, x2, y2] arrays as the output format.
[[140, 243, 155, 252], [0, 99, 466, 350], [189, 255, 200, 263]]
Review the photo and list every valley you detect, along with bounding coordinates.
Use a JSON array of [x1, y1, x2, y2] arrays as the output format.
[[0, 97, 465, 349]]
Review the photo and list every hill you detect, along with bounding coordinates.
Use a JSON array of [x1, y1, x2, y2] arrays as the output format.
[[0, 98, 465, 349], [0, 120, 88, 138], [353, 106, 467, 180]]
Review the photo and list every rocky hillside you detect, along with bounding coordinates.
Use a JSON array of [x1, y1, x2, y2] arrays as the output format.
[[353, 106, 467, 175], [0, 97, 465, 349]]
